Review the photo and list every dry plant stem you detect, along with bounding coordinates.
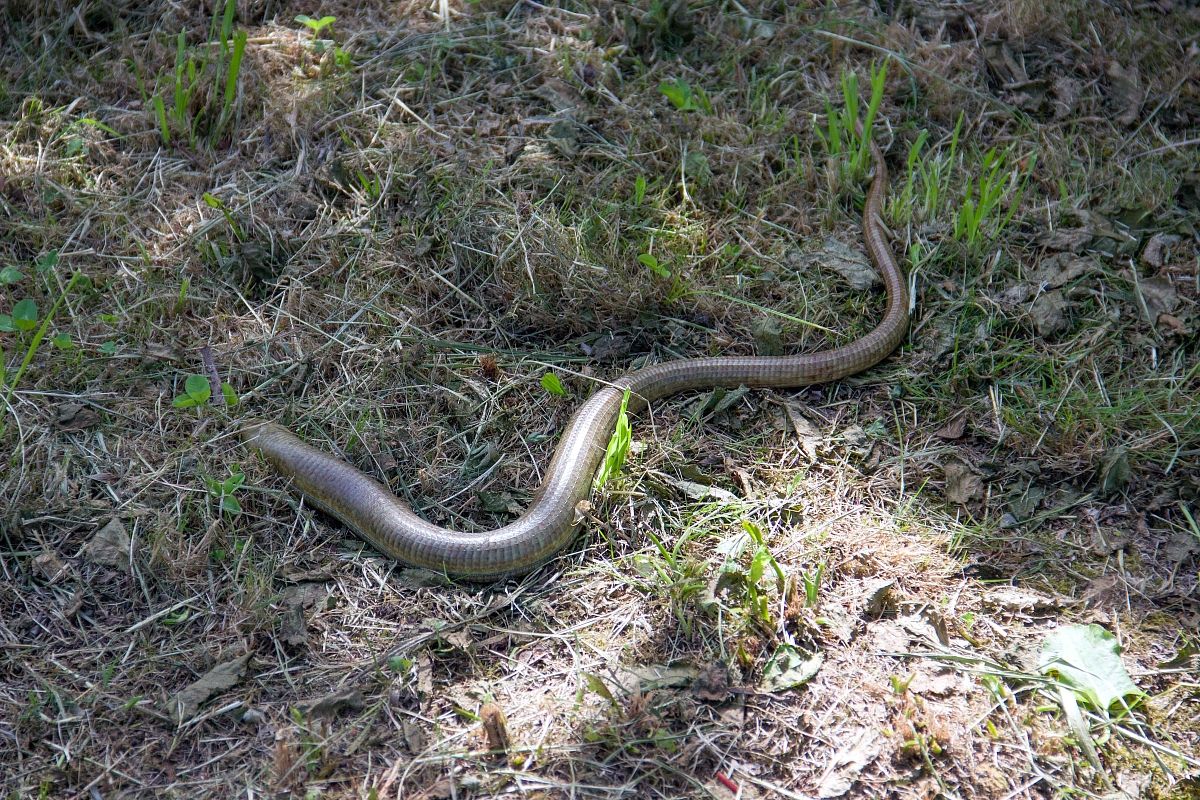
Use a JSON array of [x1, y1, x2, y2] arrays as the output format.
[[241, 135, 909, 580]]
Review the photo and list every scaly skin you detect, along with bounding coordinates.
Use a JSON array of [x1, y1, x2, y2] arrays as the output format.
[[241, 136, 908, 580]]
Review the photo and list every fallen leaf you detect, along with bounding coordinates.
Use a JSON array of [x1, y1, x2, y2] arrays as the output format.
[[816, 728, 882, 798], [1106, 61, 1144, 127], [1138, 276, 1178, 322], [934, 413, 967, 440], [1141, 233, 1181, 268], [1097, 447, 1131, 496], [33, 551, 69, 583], [760, 644, 823, 692], [54, 402, 100, 430], [166, 654, 251, 723], [942, 461, 982, 505], [692, 662, 732, 702], [300, 688, 364, 719], [83, 518, 131, 570], [1029, 290, 1069, 336], [1032, 253, 1092, 289], [814, 237, 880, 290]]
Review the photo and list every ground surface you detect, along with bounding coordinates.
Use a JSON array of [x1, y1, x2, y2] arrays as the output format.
[[1, 1, 1198, 798]]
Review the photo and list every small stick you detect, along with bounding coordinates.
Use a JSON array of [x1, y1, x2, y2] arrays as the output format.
[[199, 345, 224, 406]]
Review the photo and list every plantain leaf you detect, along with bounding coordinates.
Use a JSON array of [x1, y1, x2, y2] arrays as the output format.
[[1038, 624, 1145, 717]]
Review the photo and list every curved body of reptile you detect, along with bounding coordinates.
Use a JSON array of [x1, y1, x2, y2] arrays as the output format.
[[241, 135, 908, 580]]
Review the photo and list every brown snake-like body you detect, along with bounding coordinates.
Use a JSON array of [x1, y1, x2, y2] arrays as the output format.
[[241, 135, 907, 580]]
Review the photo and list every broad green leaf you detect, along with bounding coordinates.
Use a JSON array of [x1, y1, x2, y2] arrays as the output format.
[[0, 266, 23, 284], [595, 389, 632, 489], [223, 467, 245, 491], [540, 371, 567, 397], [99, 341, 117, 355], [221, 382, 239, 406], [51, 332, 72, 349], [184, 373, 211, 403], [633, 174, 647, 206], [582, 672, 616, 706], [12, 299, 38, 331], [659, 78, 697, 111], [295, 14, 335, 33], [219, 494, 242, 515], [0, 315, 13, 333], [658, 78, 710, 114], [35, 250, 58, 274], [638, 253, 670, 278], [760, 644, 823, 692], [1038, 624, 1145, 716]]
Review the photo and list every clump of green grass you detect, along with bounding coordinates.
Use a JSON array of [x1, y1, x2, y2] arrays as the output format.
[[815, 60, 888, 183], [952, 144, 1036, 253], [892, 113, 963, 226], [142, 0, 247, 147], [890, 111, 1036, 255]]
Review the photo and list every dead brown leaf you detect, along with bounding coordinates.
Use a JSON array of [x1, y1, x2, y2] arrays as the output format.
[[816, 728, 883, 798], [54, 402, 100, 430], [942, 461, 983, 506], [1032, 253, 1093, 289], [33, 551, 70, 583], [1138, 276, 1179, 323], [783, 400, 824, 460], [934, 413, 967, 440], [1029, 289, 1069, 336], [300, 688, 363, 719], [1106, 60, 1144, 126], [166, 653, 251, 723], [83, 518, 131, 570], [1141, 233, 1182, 268]]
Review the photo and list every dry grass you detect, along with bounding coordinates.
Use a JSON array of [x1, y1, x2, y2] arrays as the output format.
[[2, 1, 1198, 798]]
